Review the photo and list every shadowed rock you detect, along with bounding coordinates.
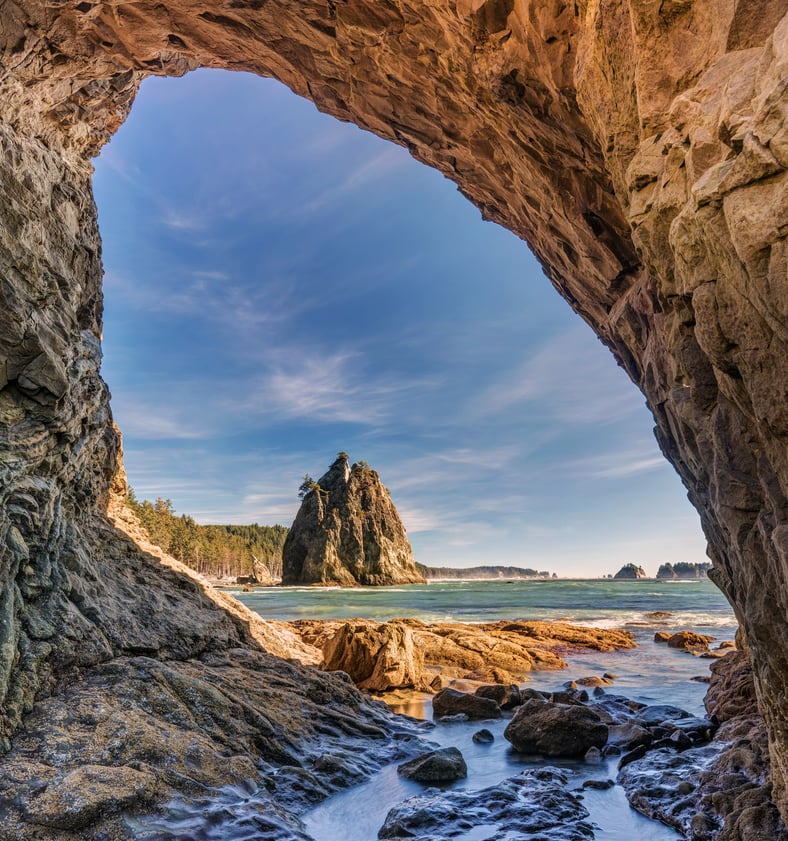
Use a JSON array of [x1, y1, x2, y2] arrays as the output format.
[[378, 769, 595, 840], [473, 728, 495, 744], [397, 747, 467, 782], [475, 683, 522, 709], [433, 688, 502, 720], [504, 698, 608, 757], [618, 650, 788, 840]]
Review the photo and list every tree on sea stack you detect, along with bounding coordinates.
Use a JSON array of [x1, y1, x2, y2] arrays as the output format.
[[282, 453, 425, 586]]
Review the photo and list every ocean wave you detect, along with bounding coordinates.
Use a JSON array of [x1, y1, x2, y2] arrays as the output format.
[[570, 612, 737, 630], [661, 579, 705, 584]]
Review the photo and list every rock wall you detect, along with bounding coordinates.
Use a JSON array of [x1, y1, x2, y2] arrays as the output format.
[[0, 0, 786, 825], [282, 454, 424, 586]]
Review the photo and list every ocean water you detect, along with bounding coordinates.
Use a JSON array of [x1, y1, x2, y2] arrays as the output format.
[[232, 577, 735, 632], [230, 579, 738, 841]]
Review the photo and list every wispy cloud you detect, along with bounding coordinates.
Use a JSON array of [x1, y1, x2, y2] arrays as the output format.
[[302, 146, 410, 215], [111, 397, 212, 441], [559, 449, 666, 480], [383, 447, 523, 492], [233, 346, 440, 426], [161, 209, 207, 232], [471, 327, 641, 426]]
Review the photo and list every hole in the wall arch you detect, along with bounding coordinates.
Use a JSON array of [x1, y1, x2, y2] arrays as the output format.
[[92, 67, 708, 578]]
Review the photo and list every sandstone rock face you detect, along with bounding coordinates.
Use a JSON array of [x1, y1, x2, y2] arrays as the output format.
[[282, 454, 424, 586], [705, 649, 760, 721], [293, 617, 635, 692], [322, 620, 428, 692], [0, 0, 787, 830]]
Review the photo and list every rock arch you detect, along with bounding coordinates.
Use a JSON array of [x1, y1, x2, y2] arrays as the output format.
[[0, 0, 786, 821]]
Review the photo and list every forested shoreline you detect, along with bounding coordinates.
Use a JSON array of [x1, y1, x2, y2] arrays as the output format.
[[125, 491, 288, 580]]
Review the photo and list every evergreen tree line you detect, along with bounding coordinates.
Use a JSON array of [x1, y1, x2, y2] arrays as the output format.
[[656, 561, 712, 579], [125, 490, 288, 580]]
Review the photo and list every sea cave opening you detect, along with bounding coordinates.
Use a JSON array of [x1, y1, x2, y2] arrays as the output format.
[[92, 67, 709, 582]]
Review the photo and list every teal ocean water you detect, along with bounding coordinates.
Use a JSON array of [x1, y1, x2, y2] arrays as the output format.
[[230, 578, 738, 841], [233, 577, 737, 715], [232, 577, 735, 632]]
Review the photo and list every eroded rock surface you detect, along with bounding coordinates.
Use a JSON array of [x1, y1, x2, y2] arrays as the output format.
[[0, 648, 428, 840], [619, 650, 788, 841], [293, 617, 635, 691], [0, 0, 786, 835], [282, 454, 424, 586], [378, 768, 595, 840]]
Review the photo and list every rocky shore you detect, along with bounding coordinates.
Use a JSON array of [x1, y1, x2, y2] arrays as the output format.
[[289, 617, 636, 692], [0, 500, 782, 841], [374, 648, 787, 841]]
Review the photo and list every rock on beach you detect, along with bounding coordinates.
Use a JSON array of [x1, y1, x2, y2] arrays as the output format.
[[504, 698, 608, 757]]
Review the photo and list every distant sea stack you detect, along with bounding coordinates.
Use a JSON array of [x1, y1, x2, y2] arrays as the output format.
[[613, 563, 647, 580], [656, 562, 712, 579], [417, 564, 553, 581], [282, 454, 425, 586]]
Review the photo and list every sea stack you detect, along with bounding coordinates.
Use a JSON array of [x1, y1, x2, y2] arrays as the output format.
[[613, 563, 647, 580], [282, 454, 425, 586]]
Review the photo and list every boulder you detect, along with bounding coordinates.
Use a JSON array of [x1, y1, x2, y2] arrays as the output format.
[[504, 699, 608, 757], [573, 675, 613, 688], [432, 688, 501, 720], [638, 704, 693, 727], [607, 722, 653, 751], [397, 747, 467, 782], [322, 621, 427, 692], [666, 631, 716, 651], [472, 728, 495, 744], [474, 683, 521, 709]]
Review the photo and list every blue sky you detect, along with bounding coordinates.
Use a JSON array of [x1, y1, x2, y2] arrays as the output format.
[[93, 69, 708, 577]]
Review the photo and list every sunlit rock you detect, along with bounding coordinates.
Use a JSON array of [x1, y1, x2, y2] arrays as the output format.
[[282, 454, 424, 586]]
